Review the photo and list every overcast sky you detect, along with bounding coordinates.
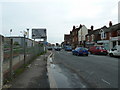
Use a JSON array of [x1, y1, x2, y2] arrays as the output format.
[[0, 0, 119, 44]]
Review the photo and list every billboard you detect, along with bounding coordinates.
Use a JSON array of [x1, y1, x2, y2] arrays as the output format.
[[32, 28, 47, 39]]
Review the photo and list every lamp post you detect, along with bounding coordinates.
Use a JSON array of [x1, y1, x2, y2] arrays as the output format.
[[10, 29, 12, 37], [26, 28, 29, 38]]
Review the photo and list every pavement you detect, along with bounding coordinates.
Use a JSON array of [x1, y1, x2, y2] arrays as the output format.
[[2, 51, 51, 89]]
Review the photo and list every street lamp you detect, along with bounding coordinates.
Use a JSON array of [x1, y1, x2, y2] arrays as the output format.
[[10, 29, 12, 37], [26, 28, 29, 38]]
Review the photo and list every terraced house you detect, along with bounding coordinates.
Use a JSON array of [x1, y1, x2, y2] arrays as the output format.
[[85, 22, 120, 50]]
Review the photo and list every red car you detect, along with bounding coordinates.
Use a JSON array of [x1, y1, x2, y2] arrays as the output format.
[[89, 46, 108, 55]]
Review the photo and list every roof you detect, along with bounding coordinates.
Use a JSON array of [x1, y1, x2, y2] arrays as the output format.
[[86, 29, 100, 36], [107, 23, 120, 32], [86, 26, 108, 36]]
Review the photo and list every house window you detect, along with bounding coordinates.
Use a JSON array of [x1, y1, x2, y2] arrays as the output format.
[[113, 41, 116, 48], [87, 36, 89, 41], [101, 31, 106, 39], [91, 35, 94, 41], [104, 33, 106, 39]]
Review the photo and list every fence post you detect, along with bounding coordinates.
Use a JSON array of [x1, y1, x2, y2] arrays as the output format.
[[10, 38, 13, 79], [23, 35, 26, 67], [0, 35, 3, 89]]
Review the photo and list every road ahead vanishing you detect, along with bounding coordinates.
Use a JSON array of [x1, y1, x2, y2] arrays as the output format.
[[50, 50, 118, 88]]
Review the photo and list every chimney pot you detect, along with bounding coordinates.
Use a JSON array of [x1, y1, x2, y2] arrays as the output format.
[[91, 25, 94, 30], [73, 26, 75, 30], [79, 24, 82, 28], [109, 21, 112, 27]]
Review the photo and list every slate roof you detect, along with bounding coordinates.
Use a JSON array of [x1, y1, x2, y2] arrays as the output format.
[[106, 23, 120, 32], [86, 24, 120, 36]]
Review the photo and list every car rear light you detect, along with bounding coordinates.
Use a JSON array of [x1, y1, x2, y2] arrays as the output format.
[[79, 50, 82, 52]]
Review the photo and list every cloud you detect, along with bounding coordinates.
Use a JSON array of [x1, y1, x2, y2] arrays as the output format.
[[1, 0, 119, 43]]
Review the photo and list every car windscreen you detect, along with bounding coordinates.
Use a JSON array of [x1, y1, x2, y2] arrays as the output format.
[[96, 47, 106, 50], [77, 48, 87, 51]]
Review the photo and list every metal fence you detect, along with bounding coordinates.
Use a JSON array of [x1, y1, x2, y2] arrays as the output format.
[[3, 37, 45, 82]]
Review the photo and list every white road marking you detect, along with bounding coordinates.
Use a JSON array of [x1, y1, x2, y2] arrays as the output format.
[[50, 57, 53, 63], [67, 52, 72, 53], [53, 54, 55, 59], [101, 79, 111, 85]]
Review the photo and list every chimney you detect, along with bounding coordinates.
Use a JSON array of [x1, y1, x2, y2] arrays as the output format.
[[109, 21, 112, 27], [91, 25, 94, 30], [73, 26, 76, 30], [79, 24, 82, 28]]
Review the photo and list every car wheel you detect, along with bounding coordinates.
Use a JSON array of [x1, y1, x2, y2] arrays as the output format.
[[109, 53, 113, 57], [77, 53, 79, 56], [90, 51, 92, 54], [85, 54, 88, 56]]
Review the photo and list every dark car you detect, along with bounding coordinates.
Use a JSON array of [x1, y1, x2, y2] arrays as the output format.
[[65, 46, 72, 51], [47, 46, 53, 50], [72, 47, 88, 56], [54, 46, 61, 51], [89, 46, 108, 55]]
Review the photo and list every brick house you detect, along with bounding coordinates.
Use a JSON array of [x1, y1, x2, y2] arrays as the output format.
[[71, 26, 79, 49], [97, 22, 120, 49], [85, 25, 109, 49], [85, 26, 99, 48], [109, 23, 120, 49], [64, 34, 71, 45], [86, 22, 120, 50]]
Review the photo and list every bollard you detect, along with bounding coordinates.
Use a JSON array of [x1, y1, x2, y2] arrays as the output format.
[[0, 35, 3, 89]]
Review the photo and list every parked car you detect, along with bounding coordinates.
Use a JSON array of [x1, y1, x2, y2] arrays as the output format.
[[47, 46, 53, 50], [54, 46, 61, 51], [72, 47, 88, 56], [108, 45, 120, 57], [65, 46, 72, 51], [89, 46, 108, 55]]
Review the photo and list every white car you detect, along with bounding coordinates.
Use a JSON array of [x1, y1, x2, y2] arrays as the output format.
[[109, 45, 120, 57]]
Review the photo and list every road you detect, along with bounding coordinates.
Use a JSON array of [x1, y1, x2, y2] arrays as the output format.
[[50, 50, 118, 88]]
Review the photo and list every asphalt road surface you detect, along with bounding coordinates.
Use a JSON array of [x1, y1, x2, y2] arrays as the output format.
[[51, 50, 118, 88]]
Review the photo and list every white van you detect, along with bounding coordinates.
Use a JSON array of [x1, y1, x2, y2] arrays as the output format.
[[109, 45, 120, 57]]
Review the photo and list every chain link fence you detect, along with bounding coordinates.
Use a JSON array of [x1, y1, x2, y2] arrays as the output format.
[[3, 37, 45, 83]]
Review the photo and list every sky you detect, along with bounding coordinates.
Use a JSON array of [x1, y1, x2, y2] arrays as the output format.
[[0, 0, 119, 44]]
